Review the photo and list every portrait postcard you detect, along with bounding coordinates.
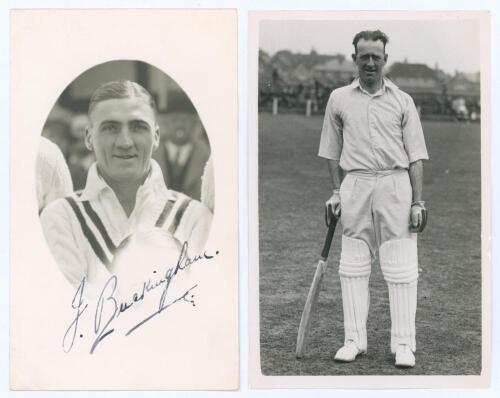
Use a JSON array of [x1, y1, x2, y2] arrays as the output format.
[[249, 10, 491, 389], [10, 9, 238, 390]]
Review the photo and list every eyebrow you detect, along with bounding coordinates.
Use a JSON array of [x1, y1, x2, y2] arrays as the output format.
[[98, 119, 120, 126], [359, 53, 383, 59], [98, 119, 151, 126]]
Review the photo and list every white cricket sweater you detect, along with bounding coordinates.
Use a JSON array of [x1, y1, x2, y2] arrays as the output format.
[[40, 160, 212, 293]]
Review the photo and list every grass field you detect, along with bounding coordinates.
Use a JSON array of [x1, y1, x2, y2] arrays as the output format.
[[258, 113, 482, 375]]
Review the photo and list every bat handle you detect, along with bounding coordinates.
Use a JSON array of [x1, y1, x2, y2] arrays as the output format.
[[320, 214, 338, 260]]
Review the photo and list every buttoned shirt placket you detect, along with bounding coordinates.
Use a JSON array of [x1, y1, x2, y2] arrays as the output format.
[[359, 84, 386, 172]]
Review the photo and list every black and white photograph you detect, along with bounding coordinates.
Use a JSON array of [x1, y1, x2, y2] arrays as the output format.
[[10, 9, 238, 390], [250, 11, 490, 388], [38, 60, 214, 299]]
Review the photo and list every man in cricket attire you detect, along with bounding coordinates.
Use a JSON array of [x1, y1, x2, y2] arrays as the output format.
[[319, 30, 428, 368], [41, 81, 212, 298]]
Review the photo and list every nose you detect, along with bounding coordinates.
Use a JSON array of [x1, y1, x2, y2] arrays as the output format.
[[367, 56, 375, 67], [115, 126, 133, 148]]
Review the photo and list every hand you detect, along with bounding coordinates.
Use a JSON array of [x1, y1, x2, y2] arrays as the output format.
[[325, 190, 341, 226], [410, 201, 428, 233]]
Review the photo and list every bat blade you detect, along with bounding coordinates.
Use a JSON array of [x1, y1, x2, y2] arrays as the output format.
[[295, 259, 328, 359], [295, 213, 338, 359]]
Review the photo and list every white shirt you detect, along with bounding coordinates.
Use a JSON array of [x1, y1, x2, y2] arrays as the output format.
[[36, 137, 73, 212], [201, 156, 214, 213], [318, 78, 429, 171], [40, 160, 212, 293]]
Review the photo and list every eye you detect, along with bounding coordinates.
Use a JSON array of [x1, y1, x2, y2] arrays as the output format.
[[100, 123, 119, 133], [130, 121, 150, 133]]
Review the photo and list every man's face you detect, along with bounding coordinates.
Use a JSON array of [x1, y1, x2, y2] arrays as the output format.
[[86, 97, 159, 184], [352, 39, 387, 86]]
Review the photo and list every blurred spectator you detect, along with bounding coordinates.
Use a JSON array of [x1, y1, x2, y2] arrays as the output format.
[[452, 98, 469, 122], [36, 136, 73, 212], [68, 114, 94, 190], [154, 108, 210, 201], [41, 104, 73, 158]]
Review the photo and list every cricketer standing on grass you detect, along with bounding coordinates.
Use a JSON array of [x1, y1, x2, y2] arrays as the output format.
[[319, 30, 429, 368]]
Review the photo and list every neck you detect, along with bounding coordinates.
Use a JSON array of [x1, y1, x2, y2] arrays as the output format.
[[112, 182, 140, 215], [98, 167, 150, 217], [360, 78, 383, 94]]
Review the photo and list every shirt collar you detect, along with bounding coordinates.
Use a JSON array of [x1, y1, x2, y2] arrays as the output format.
[[350, 77, 398, 95], [79, 159, 168, 201]]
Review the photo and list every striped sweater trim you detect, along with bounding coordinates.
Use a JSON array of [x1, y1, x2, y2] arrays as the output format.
[[65, 197, 111, 266]]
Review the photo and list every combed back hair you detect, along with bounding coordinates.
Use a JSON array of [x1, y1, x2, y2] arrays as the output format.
[[88, 80, 157, 116], [352, 30, 389, 53]]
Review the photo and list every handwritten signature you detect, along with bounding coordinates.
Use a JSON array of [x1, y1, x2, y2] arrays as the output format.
[[62, 241, 218, 354]]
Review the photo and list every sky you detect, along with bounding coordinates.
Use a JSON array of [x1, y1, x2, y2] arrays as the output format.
[[260, 19, 481, 74]]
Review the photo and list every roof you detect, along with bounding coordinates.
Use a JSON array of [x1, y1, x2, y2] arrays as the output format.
[[388, 62, 438, 80], [446, 74, 480, 96], [313, 58, 357, 73]]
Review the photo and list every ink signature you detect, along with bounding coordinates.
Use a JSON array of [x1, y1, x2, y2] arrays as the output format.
[[62, 278, 88, 353], [62, 241, 218, 354]]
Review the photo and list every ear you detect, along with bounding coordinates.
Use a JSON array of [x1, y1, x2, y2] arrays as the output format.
[[351, 53, 357, 63], [152, 124, 160, 152], [84, 126, 93, 151], [384, 53, 388, 63]]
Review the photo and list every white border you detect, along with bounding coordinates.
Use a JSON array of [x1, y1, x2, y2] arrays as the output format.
[[10, 8, 239, 391], [0, 0, 499, 397], [249, 10, 491, 390]]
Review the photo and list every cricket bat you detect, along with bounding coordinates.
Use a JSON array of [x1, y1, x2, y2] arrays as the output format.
[[295, 207, 339, 359]]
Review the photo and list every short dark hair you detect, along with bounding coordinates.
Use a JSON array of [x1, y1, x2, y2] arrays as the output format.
[[352, 30, 389, 54], [88, 80, 157, 117]]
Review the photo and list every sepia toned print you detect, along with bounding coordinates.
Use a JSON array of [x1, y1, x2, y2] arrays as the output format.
[[250, 11, 490, 389], [38, 62, 213, 301], [11, 9, 238, 390]]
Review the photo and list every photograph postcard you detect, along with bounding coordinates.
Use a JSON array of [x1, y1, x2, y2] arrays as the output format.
[[249, 10, 491, 389], [10, 9, 238, 390]]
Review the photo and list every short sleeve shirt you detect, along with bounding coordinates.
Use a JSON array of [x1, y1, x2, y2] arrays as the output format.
[[318, 78, 429, 171]]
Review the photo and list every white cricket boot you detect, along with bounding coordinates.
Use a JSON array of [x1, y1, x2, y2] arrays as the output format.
[[395, 344, 416, 368], [334, 340, 363, 362]]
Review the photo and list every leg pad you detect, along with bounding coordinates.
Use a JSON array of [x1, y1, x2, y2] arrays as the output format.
[[379, 238, 418, 353], [339, 236, 371, 351]]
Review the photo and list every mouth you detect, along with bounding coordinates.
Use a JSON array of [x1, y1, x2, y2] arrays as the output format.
[[113, 154, 137, 160]]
